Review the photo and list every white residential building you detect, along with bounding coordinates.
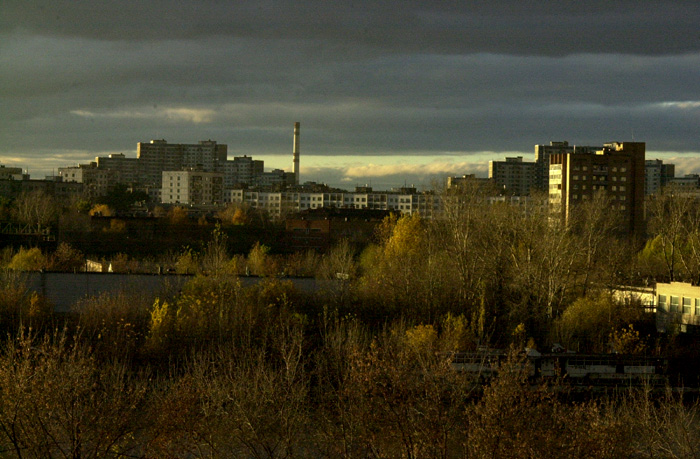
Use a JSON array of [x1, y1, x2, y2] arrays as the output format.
[[162, 170, 224, 206], [223, 187, 441, 219]]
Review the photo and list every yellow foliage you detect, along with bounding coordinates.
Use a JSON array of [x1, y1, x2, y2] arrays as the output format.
[[405, 324, 437, 354], [440, 313, 471, 352], [146, 299, 174, 353], [8, 247, 46, 272], [175, 248, 199, 275], [384, 214, 424, 260], [89, 204, 114, 216], [610, 324, 646, 355]]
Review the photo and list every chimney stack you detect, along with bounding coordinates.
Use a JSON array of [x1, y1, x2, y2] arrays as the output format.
[[293, 122, 300, 185]]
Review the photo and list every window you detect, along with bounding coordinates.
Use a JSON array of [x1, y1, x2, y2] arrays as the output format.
[[683, 297, 692, 314], [670, 296, 680, 313], [696, 299, 700, 315]]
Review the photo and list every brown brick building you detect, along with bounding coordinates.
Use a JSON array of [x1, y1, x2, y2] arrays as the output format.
[[549, 142, 645, 234]]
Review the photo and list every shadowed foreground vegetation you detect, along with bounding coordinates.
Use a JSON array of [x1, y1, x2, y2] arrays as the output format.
[[0, 272, 699, 458], [3, 186, 700, 456]]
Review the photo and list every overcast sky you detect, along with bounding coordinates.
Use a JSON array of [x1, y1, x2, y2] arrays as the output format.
[[2, 1, 699, 190]]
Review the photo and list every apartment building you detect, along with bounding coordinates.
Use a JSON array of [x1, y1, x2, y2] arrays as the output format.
[[224, 186, 441, 219], [535, 142, 599, 192], [161, 169, 224, 206], [223, 156, 264, 188], [95, 153, 140, 185], [58, 163, 121, 200], [645, 159, 675, 195], [549, 142, 645, 234], [489, 156, 537, 196], [137, 140, 227, 188]]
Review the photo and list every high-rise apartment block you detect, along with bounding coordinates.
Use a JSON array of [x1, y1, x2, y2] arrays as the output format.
[[549, 142, 645, 234], [535, 141, 599, 192], [489, 156, 537, 196], [137, 140, 227, 188], [223, 156, 264, 188], [645, 159, 675, 195], [95, 153, 140, 185]]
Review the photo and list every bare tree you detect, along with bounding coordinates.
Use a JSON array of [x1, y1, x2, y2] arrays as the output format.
[[12, 190, 59, 226]]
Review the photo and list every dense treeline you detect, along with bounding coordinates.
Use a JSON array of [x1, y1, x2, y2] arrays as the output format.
[[2, 185, 700, 456]]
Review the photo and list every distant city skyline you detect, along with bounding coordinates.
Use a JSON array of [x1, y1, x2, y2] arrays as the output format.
[[2, 1, 700, 190]]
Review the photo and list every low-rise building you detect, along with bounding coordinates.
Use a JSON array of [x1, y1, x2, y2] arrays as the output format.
[[656, 282, 700, 333]]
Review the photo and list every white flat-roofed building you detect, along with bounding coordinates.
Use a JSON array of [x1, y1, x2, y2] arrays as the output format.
[[656, 282, 700, 333], [162, 169, 224, 206]]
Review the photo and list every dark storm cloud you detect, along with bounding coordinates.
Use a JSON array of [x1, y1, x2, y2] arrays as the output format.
[[3, 1, 699, 55], [1, 1, 700, 187]]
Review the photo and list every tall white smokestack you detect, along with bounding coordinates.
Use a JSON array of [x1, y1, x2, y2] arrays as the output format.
[[293, 122, 300, 185]]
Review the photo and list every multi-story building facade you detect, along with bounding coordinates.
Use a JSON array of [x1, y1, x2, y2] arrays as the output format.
[[549, 141, 645, 234], [0, 176, 83, 202], [252, 169, 296, 188], [489, 156, 537, 196], [535, 141, 599, 192], [645, 159, 675, 195], [0, 165, 26, 181], [669, 174, 700, 190], [95, 153, 140, 185], [223, 155, 264, 188], [446, 174, 491, 189], [656, 282, 700, 333], [58, 163, 121, 200], [161, 169, 224, 206], [137, 140, 227, 188], [224, 186, 442, 219]]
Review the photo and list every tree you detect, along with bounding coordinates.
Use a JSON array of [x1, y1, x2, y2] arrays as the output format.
[[12, 190, 59, 226], [568, 191, 625, 297], [201, 224, 232, 276], [96, 183, 148, 213], [49, 242, 84, 272], [217, 203, 251, 226], [89, 203, 114, 217], [552, 292, 646, 353], [0, 331, 147, 457], [7, 247, 46, 272], [247, 242, 274, 277], [646, 187, 694, 282]]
